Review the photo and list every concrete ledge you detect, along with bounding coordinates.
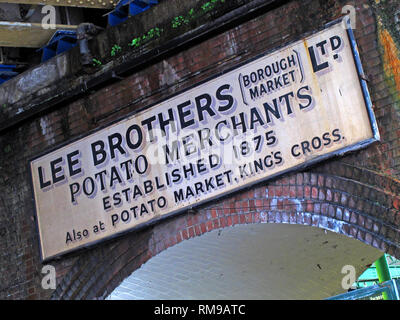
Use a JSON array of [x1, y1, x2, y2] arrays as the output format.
[[0, 0, 282, 133]]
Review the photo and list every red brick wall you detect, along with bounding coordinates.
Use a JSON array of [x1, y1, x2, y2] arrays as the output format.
[[1, 0, 400, 299], [51, 163, 400, 299]]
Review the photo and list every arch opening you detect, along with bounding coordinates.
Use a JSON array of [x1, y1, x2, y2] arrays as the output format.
[[106, 223, 383, 300]]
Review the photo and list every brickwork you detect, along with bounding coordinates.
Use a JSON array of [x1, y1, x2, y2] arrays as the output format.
[[0, 0, 399, 299], [49, 166, 399, 299]]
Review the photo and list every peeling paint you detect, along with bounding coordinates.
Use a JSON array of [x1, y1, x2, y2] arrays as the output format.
[[39, 116, 55, 146], [270, 198, 278, 210], [259, 211, 268, 223], [159, 60, 180, 87], [16, 64, 57, 93], [291, 198, 303, 212], [225, 30, 238, 56]]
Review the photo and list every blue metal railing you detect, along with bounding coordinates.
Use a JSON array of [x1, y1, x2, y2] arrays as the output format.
[[106, 0, 158, 26], [38, 30, 78, 63], [0, 64, 18, 85], [327, 279, 400, 300]]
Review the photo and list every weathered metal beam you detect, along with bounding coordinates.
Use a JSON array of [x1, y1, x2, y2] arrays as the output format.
[[0, 0, 117, 9], [0, 21, 77, 48]]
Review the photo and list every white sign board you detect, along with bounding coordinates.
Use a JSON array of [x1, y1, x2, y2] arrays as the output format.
[[30, 19, 379, 260]]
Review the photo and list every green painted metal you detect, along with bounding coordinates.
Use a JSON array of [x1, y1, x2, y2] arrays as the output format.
[[374, 254, 392, 300], [356, 265, 400, 288]]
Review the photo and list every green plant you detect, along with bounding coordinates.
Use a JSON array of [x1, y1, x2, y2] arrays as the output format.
[[128, 27, 163, 48], [92, 58, 102, 67], [111, 44, 122, 56]]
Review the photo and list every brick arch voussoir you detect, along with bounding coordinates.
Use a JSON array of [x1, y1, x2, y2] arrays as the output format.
[[51, 167, 400, 300]]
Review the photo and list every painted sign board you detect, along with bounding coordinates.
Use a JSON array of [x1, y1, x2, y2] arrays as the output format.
[[30, 18, 379, 261]]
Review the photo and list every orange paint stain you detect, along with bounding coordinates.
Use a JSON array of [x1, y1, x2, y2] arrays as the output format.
[[379, 28, 400, 93]]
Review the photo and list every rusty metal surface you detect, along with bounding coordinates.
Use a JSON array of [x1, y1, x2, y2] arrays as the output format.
[[0, 21, 77, 47], [0, 0, 116, 9]]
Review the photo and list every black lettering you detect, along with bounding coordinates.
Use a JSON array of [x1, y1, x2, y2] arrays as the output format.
[[264, 155, 273, 168], [312, 136, 322, 150], [308, 46, 329, 73], [182, 134, 197, 156], [91, 140, 107, 166], [143, 180, 153, 194], [163, 140, 180, 164], [301, 141, 311, 154], [82, 177, 95, 196], [110, 166, 123, 188], [103, 196, 111, 210], [249, 86, 259, 100], [274, 151, 283, 164], [316, 40, 328, 55], [108, 133, 126, 160], [38, 166, 51, 189], [113, 192, 122, 206], [196, 94, 215, 122], [171, 168, 181, 183], [323, 132, 331, 146], [183, 163, 195, 179], [69, 182, 80, 203], [263, 99, 281, 123], [279, 92, 294, 115], [242, 75, 250, 87], [119, 160, 132, 181], [215, 174, 224, 187], [249, 107, 265, 129], [111, 214, 119, 226], [134, 155, 148, 175], [197, 158, 207, 174], [194, 182, 204, 195], [50, 157, 65, 184], [141, 115, 157, 142], [177, 100, 195, 129], [216, 84, 234, 112], [174, 189, 184, 203], [291, 145, 301, 157], [215, 120, 230, 142], [231, 112, 247, 134], [158, 108, 175, 137], [297, 86, 313, 109], [126, 124, 143, 150], [287, 54, 296, 68], [330, 35, 342, 51], [121, 210, 130, 222], [95, 170, 107, 191], [332, 129, 341, 142], [198, 128, 213, 150], [274, 76, 282, 88], [67, 150, 81, 177]]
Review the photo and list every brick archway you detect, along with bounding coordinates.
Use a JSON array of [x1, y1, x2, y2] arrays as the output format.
[[50, 161, 400, 300]]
